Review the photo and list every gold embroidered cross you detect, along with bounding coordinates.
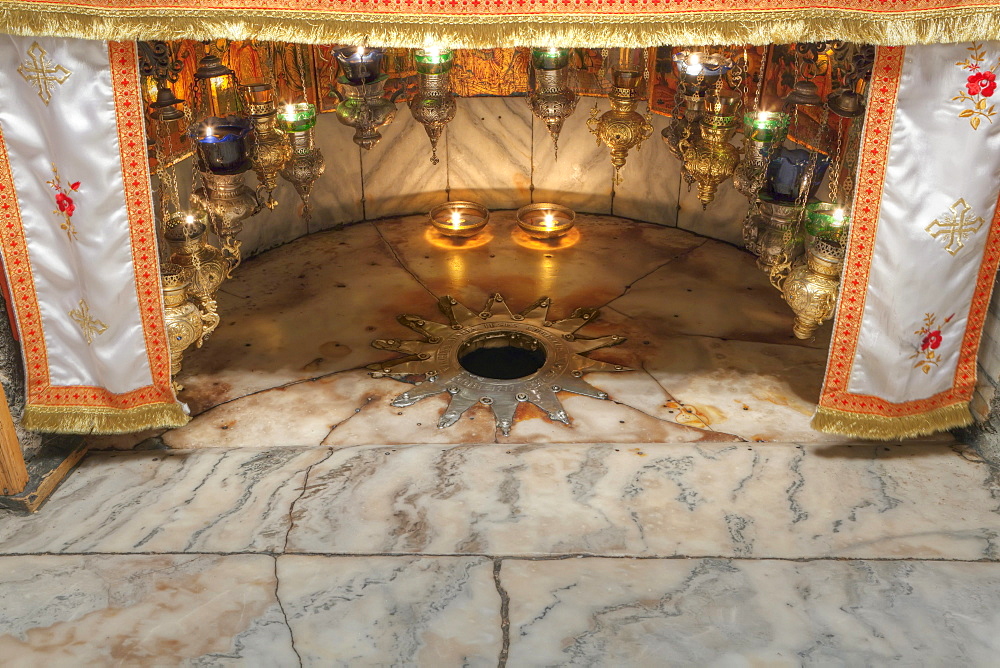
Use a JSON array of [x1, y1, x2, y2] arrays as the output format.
[[17, 42, 71, 106], [925, 197, 986, 256], [69, 300, 108, 344]]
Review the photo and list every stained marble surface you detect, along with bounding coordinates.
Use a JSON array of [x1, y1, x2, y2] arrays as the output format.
[[0, 554, 296, 667], [532, 97, 614, 214], [94, 212, 858, 451], [448, 97, 533, 211]]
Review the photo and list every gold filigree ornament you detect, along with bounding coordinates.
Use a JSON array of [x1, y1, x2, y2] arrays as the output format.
[[778, 236, 845, 340], [17, 42, 71, 106], [587, 67, 652, 184], [926, 197, 985, 255], [69, 299, 108, 344]]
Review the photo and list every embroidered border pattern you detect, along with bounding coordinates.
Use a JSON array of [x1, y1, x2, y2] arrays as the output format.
[[819, 45, 1000, 418]]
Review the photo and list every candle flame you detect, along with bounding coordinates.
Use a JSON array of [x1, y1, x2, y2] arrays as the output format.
[[185, 214, 195, 226], [357, 46, 366, 57], [686, 53, 702, 76], [426, 46, 442, 59], [547, 47, 560, 55], [204, 124, 214, 138], [757, 111, 772, 122], [833, 208, 846, 223], [543, 212, 555, 229], [450, 210, 463, 229], [283, 104, 295, 117]]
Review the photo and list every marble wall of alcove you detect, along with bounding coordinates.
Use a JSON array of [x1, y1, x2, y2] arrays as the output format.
[[189, 95, 753, 261]]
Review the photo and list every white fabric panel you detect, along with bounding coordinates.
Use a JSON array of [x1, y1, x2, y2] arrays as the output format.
[[0, 35, 152, 392], [847, 43, 1000, 402]]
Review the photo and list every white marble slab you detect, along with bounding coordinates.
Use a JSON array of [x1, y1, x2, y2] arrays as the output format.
[[448, 96, 533, 210], [285, 441, 1000, 561], [361, 107, 449, 220], [610, 236, 831, 349], [611, 105, 680, 226], [277, 555, 501, 666], [532, 97, 614, 214], [503, 557, 1000, 666], [0, 448, 326, 554], [0, 554, 296, 667]]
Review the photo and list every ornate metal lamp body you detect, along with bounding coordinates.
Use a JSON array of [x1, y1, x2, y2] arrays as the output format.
[[278, 125, 326, 223], [333, 77, 400, 150], [274, 103, 325, 222], [682, 94, 741, 208], [528, 48, 578, 157], [161, 263, 210, 393], [245, 83, 290, 210], [780, 236, 845, 339], [734, 111, 791, 199], [587, 68, 652, 183], [743, 195, 805, 276], [163, 213, 224, 341], [410, 48, 457, 165], [191, 171, 261, 276]]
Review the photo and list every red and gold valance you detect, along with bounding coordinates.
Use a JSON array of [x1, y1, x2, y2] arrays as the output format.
[[3, 1, 1000, 47]]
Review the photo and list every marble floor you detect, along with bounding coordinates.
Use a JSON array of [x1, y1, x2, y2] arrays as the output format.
[[2, 214, 1000, 666]]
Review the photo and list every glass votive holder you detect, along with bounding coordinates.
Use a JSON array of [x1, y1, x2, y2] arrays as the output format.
[[415, 47, 455, 75], [805, 201, 850, 242], [744, 110, 791, 143], [429, 201, 490, 238], [516, 203, 575, 240], [190, 116, 252, 174], [276, 103, 317, 133], [531, 47, 570, 71]]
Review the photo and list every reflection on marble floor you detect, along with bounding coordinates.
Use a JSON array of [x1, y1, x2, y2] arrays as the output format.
[[6, 215, 1000, 665], [92, 213, 882, 449]]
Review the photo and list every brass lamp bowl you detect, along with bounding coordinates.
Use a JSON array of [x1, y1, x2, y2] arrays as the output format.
[[516, 202, 576, 240], [429, 201, 490, 238]]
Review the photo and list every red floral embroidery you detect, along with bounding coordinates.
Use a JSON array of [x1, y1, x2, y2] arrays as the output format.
[[921, 330, 943, 350], [967, 71, 997, 97], [954, 43, 1000, 130], [911, 313, 954, 374], [46, 163, 81, 240]]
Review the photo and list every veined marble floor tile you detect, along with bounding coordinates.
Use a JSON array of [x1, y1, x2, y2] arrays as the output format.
[[0, 554, 296, 667], [285, 441, 1000, 560], [0, 448, 326, 554], [502, 557, 1000, 667], [277, 555, 501, 666]]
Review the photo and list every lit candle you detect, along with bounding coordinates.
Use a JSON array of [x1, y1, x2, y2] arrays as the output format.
[[547, 47, 560, 56], [283, 104, 295, 118], [450, 209, 464, 230], [543, 212, 555, 230], [357, 46, 366, 58], [686, 53, 702, 76], [424, 46, 442, 64], [833, 208, 846, 223], [185, 214, 195, 226], [756, 111, 773, 125]]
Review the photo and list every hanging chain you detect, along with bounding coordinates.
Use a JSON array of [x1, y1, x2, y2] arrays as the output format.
[[827, 116, 845, 204]]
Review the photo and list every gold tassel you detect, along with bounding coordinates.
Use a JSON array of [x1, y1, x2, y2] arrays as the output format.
[[811, 403, 973, 441], [1, 6, 1000, 47], [22, 402, 189, 435]]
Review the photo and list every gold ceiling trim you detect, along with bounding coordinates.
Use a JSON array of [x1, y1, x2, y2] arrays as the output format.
[[3, 4, 1000, 46]]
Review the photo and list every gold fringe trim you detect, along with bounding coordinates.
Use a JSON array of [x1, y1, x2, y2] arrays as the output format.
[[811, 403, 973, 441], [22, 402, 189, 435], [3, 5, 1000, 46]]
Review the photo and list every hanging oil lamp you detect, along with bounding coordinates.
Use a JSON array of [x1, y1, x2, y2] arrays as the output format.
[[278, 102, 326, 223], [779, 235, 846, 339], [528, 48, 578, 158], [243, 82, 290, 210], [163, 210, 224, 341], [332, 47, 401, 150], [587, 49, 652, 184], [681, 92, 741, 208], [161, 262, 211, 393], [742, 193, 806, 277], [734, 110, 790, 200], [410, 47, 457, 165], [665, 49, 733, 182]]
